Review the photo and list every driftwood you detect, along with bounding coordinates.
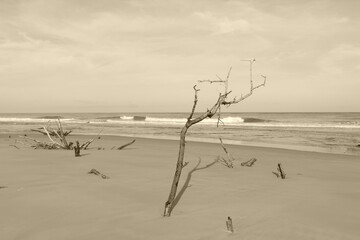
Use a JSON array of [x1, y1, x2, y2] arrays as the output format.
[[20, 135, 60, 149], [74, 141, 81, 157], [31, 128, 72, 137], [164, 61, 266, 217], [226, 216, 234, 233], [9, 144, 19, 149], [117, 139, 136, 150], [22, 119, 101, 150], [23, 119, 72, 149], [273, 163, 286, 179], [88, 169, 110, 179], [241, 158, 257, 167], [218, 138, 234, 168]]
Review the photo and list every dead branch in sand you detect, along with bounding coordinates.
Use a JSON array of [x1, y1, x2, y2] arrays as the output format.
[[24, 119, 72, 149], [9, 144, 19, 149], [241, 158, 257, 167], [217, 138, 234, 168], [273, 163, 286, 179], [88, 169, 110, 179], [117, 139, 136, 150], [23, 119, 102, 150], [226, 216, 234, 233], [31, 128, 72, 137], [164, 60, 266, 217]]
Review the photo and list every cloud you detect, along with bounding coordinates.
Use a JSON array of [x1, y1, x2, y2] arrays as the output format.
[[0, 0, 360, 112], [193, 11, 252, 35]]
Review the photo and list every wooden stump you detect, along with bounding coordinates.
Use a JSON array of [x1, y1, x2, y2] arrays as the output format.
[[74, 141, 81, 157], [226, 216, 234, 233]]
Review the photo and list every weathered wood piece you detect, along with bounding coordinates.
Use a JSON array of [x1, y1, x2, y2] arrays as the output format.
[[278, 163, 286, 179], [30, 128, 72, 137], [10, 144, 19, 149], [117, 139, 136, 150], [164, 61, 266, 217], [88, 169, 110, 179], [241, 158, 257, 167], [273, 163, 286, 179], [74, 141, 81, 157], [226, 216, 234, 233], [218, 138, 234, 168]]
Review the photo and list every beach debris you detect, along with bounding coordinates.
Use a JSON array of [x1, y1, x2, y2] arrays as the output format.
[[217, 137, 234, 168], [20, 119, 72, 149], [117, 139, 136, 150], [226, 216, 234, 233], [164, 62, 266, 217], [74, 141, 81, 157], [0, 186, 7, 189], [20, 119, 102, 150], [88, 169, 110, 179], [241, 158, 257, 167], [273, 163, 286, 179], [31, 128, 72, 137], [9, 144, 19, 149]]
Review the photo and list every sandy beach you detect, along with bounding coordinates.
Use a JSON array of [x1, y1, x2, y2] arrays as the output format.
[[0, 133, 359, 240]]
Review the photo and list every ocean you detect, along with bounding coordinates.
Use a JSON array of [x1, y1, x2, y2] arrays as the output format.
[[1, 112, 359, 155]]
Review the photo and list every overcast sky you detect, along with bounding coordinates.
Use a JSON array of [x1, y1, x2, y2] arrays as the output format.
[[0, 0, 359, 113]]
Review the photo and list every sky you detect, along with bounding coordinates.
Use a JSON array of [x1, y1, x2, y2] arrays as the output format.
[[0, 0, 359, 113]]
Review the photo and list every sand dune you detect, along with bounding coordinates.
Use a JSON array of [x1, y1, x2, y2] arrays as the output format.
[[1, 134, 359, 240]]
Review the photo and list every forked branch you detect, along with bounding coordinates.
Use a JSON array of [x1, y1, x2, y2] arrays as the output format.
[[164, 60, 266, 217]]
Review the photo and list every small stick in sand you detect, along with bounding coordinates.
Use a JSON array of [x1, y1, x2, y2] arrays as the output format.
[[226, 216, 234, 233], [88, 169, 110, 179], [117, 139, 136, 150], [278, 163, 286, 179], [273, 163, 286, 179], [218, 138, 234, 168], [241, 158, 257, 167]]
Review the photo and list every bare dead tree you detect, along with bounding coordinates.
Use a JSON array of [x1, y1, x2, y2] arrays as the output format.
[[163, 60, 266, 217], [21, 119, 102, 150], [22, 119, 72, 149]]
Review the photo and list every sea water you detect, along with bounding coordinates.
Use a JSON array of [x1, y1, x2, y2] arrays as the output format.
[[0, 112, 359, 155]]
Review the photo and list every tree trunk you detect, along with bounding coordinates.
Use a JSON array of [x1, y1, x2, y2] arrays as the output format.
[[164, 124, 189, 217]]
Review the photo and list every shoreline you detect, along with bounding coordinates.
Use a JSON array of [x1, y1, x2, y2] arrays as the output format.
[[3, 131, 359, 157]]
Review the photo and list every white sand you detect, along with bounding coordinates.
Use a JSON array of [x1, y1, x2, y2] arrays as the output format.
[[1, 134, 360, 240]]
